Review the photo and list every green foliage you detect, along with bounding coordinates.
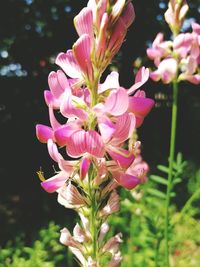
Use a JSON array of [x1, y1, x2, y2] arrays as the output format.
[[109, 153, 200, 267], [0, 222, 69, 267]]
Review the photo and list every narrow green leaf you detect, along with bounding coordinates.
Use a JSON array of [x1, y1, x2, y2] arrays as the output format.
[[157, 165, 169, 174], [147, 188, 166, 199], [173, 178, 182, 184], [176, 152, 182, 165], [150, 175, 168, 185]]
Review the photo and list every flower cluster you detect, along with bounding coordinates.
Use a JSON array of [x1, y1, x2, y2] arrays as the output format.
[[36, 1, 154, 266], [147, 0, 200, 84]]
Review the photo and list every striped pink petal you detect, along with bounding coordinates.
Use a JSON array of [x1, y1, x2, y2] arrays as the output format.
[[74, 7, 94, 39], [80, 157, 91, 180], [107, 146, 135, 169], [48, 71, 64, 98], [98, 116, 115, 143], [47, 139, 63, 162], [112, 113, 136, 145], [67, 130, 87, 158], [41, 171, 69, 193], [36, 124, 54, 143], [73, 34, 93, 80], [127, 67, 149, 95], [60, 91, 88, 120], [104, 87, 129, 116], [112, 171, 141, 190], [98, 71, 119, 93], [121, 2, 135, 28], [85, 130, 105, 158], [54, 124, 79, 147], [56, 50, 82, 79]]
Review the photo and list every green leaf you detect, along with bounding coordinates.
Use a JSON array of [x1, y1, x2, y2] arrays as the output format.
[[147, 188, 166, 199], [173, 178, 182, 184], [157, 165, 169, 174], [176, 152, 183, 165], [150, 175, 168, 185]]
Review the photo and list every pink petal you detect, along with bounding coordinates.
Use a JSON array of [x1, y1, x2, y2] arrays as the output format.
[[80, 157, 91, 180], [73, 34, 93, 80], [74, 7, 94, 39], [54, 125, 79, 147], [105, 87, 129, 116], [112, 113, 136, 145], [44, 90, 60, 109], [60, 91, 88, 120], [129, 96, 155, 117], [67, 130, 86, 158], [41, 171, 68, 193], [98, 71, 120, 93], [111, 0, 126, 23], [47, 139, 63, 162], [108, 18, 126, 55], [127, 67, 149, 95], [49, 107, 61, 130], [112, 171, 141, 190], [57, 70, 70, 91], [56, 50, 82, 79], [96, 13, 109, 60], [121, 2, 135, 28], [98, 116, 115, 143], [36, 124, 54, 143], [85, 130, 105, 158], [107, 146, 135, 169], [48, 71, 64, 98]]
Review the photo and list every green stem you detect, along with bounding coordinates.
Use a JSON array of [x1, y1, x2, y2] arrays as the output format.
[[88, 166, 100, 266], [155, 238, 161, 267], [164, 80, 178, 267], [180, 187, 200, 218]]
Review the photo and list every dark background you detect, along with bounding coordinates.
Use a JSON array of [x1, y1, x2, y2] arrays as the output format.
[[0, 0, 199, 244]]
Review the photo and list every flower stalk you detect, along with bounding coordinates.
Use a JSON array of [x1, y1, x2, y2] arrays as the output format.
[[164, 79, 179, 267], [36, 1, 155, 266]]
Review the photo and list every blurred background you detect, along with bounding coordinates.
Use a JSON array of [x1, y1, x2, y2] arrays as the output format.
[[0, 0, 199, 266]]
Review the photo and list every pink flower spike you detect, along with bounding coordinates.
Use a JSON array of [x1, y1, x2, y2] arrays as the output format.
[[36, 124, 54, 143], [73, 34, 93, 80], [85, 130, 105, 158], [74, 7, 94, 39], [107, 146, 135, 169], [56, 50, 82, 79], [47, 139, 63, 162], [127, 67, 149, 95], [48, 71, 64, 99], [121, 2, 135, 28], [113, 171, 141, 190], [41, 171, 68, 193], [105, 87, 129, 116], [80, 157, 91, 180]]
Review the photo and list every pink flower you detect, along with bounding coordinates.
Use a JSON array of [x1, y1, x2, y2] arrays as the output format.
[[150, 58, 178, 84]]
